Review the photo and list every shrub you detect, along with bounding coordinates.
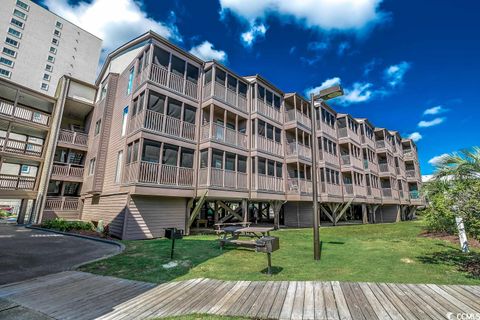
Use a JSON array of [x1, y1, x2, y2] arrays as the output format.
[[41, 218, 94, 232]]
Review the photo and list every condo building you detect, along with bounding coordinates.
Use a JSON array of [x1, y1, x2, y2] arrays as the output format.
[[0, 0, 101, 96]]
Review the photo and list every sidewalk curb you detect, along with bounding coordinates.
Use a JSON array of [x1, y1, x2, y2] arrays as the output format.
[[25, 226, 125, 270]]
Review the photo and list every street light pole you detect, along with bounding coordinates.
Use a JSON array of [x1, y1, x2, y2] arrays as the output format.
[[310, 93, 321, 260]]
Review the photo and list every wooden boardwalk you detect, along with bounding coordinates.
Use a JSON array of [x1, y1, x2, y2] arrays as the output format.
[[0, 271, 479, 319]]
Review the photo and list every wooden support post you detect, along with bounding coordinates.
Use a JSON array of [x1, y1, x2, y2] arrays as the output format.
[[242, 199, 248, 223], [362, 203, 368, 224], [396, 205, 401, 222], [270, 200, 283, 230], [214, 201, 219, 223]]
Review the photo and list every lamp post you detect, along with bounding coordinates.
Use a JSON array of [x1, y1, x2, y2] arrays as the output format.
[[310, 85, 344, 260]]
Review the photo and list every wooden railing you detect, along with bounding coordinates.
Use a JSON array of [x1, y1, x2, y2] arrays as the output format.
[[319, 122, 337, 138], [344, 184, 354, 195], [286, 143, 312, 160], [0, 174, 35, 190], [0, 136, 43, 157], [338, 127, 360, 143], [58, 129, 88, 147], [287, 178, 312, 195], [201, 168, 248, 190], [320, 151, 339, 165], [379, 163, 393, 173], [130, 109, 196, 141], [51, 164, 84, 178], [255, 174, 284, 192], [285, 109, 311, 128], [376, 140, 394, 153], [201, 123, 248, 149], [406, 170, 418, 178], [255, 135, 283, 155], [125, 161, 194, 186], [341, 155, 351, 165], [319, 183, 343, 197], [148, 64, 198, 100], [44, 197, 81, 211], [0, 100, 50, 126], [255, 100, 282, 123], [203, 82, 248, 113]]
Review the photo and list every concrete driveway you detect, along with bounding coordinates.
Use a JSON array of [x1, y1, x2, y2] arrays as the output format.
[[0, 224, 121, 285]]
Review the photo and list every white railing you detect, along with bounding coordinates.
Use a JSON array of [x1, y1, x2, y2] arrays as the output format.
[[128, 161, 194, 186], [148, 64, 198, 100], [0, 174, 35, 190], [285, 109, 311, 128], [319, 122, 337, 138], [321, 151, 339, 165], [207, 168, 248, 190], [58, 129, 88, 147], [255, 100, 282, 123], [287, 178, 313, 195], [51, 164, 84, 178], [376, 140, 394, 153], [44, 197, 81, 211], [0, 100, 50, 126], [201, 123, 248, 149], [320, 183, 343, 197], [137, 109, 196, 141], [204, 82, 248, 113], [0, 136, 43, 157], [256, 174, 284, 192], [286, 143, 312, 160], [255, 135, 283, 155]]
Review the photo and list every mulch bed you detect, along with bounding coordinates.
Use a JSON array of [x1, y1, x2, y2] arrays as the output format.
[[67, 229, 116, 240], [419, 231, 480, 248]]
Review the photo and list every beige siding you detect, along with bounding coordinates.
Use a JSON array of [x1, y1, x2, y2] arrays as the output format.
[[124, 196, 186, 240], [81, 193, 128, 238], [42, 210, 81, 222], [284, 202, 313, 228]]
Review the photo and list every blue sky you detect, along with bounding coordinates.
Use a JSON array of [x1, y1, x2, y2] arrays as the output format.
[[36, 0, 480, 176]]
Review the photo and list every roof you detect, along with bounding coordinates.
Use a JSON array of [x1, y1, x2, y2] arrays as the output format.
[[243, 74, 284, 94]]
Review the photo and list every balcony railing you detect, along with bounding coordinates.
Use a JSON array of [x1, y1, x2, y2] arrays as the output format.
[[254, 100, 282, 123], [0, 174, 35, 190], [376, 140, 394, 153], [286, 143, 311, 160], [409, 190, 420, 199], [58, 129, 88, 147], [285, 109, 311, 128], [0, 100, 50, 126], [319, 182, 343, 197], [287, 178, 313, 195], [254, 174, 284, 192], [366, 186, 382, 198], [124, 161, 194, 187], [379, 163, 394, 173], [255, 135, 283, 156], [198, 167, 248, 190], [203, 82, 248, 114], [201, 123, 247, 149], [319, 122, 337, 138], [51, 164, 84, 179], [382, 188, 392, 198], [338, 127, 360, 143], [0, 136, 43, 157], [344, 184, 354, 195], [145, 64, 198, 100], [129, 109, 196, 141], [341, 155, 351, 165], [406, 170, 418, 178], [44, 197, 81, 211]]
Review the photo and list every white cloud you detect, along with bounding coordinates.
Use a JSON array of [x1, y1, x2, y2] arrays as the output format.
[[418, 117, 446, 128], [384, 61, 411, 87], [43, 0, 181, 58], [428, 153, 449, 166], [220, 0, 387, 37], [337, 41, 350, 56], [240, 23, 267, 47], [189, 41, 227, 63], [407, 132, 422, 142], [423, 105, 448, 115], [308, 41, 329, 52], [422, 175, 434, 182], [305, 77, 374, 106]]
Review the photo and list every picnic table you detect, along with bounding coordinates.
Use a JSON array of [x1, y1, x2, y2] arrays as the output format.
[[218, 226, 275, 249]]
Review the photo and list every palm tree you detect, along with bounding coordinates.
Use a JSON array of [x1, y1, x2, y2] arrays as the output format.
[[434, 146, 480, 180]]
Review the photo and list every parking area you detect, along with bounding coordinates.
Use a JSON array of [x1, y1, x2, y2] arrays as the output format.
[[0, 224, 121, 285]]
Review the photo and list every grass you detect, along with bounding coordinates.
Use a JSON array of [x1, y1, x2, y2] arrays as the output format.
[[81, 219, 480, 285]]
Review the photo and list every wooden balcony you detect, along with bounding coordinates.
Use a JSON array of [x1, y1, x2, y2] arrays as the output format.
[[287, 178, 312, 195], [403, 150, 416, 160], [58, 129, 88, 148], [338, 127, 360, 144], [254, 135, 283, 156], [375, 140, 394, 153], [140, 64, 198, 100], [124, 161, 194, 187], [129, 109, 196, 142], [360, 135, 375, 149], [0, 136, 43, 157], [0, 100, 50, 127], [285, 109, 311, 128], [379, 163, 396, 175], [254, 100, 282, 123], [44, 197, 81, 212], [200, 122, 247, 149], [382, 188, 399, 200], [318, 150, 339, 165], [198, 168, 248, 190], [318, 122, 337, 139], [203, 82, 248, 114], [51, 164, 84, 181], [406, 169, 421, 180], [341, 155, 363, 168], [252, 174, 284, 193], [366, 186, 382, 199], [363, 160, 379, 172], [319, 182, 343, 197], [286, 143, 311, 161], [0, 174, 35, 190]]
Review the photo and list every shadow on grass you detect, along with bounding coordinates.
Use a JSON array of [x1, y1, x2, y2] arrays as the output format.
[[417, 250, 480, 279]]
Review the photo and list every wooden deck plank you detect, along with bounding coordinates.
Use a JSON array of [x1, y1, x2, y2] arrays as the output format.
[[313, 282, 327, 320], [416, 284, 465, 315], [359, 283, 393, 320], [290, 281, 305, 320], [237, 281, 267, 316], [376, 283, 418, 320], [340, 282, 365, 320], [279, 281, 297, 320], [426, 284, 478, 314], [195, 281, 236, 314], [459, 285, 480, 298], [173, 279, 222, 316], [303, 281, 315, 320], [268, 281, 289, 320], [323, 282, 340, 320], [350, 282, 379, 320], [246, 281, 275, 318], [256, 281, 281, 319], [397, 284, 446, 320], [210, 281, 250, 315], [367, 283, 405, 320], [448, 285, 480, 311], [331, 281, 352, 320], [225, 281, 259, 316]]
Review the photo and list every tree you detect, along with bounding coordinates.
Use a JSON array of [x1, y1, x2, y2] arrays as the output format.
[[434, 147, 480, 180]]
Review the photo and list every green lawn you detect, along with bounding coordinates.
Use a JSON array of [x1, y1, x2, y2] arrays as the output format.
[[81, 220, 480, 285]]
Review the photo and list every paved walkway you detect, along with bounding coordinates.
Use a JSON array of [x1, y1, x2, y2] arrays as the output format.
[[1, 271, 479, 319], [0, 225, 120, 285]]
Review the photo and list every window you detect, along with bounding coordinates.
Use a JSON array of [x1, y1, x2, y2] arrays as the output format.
[[238, 156, 247, 173], [266, 90, 273, 106], [183, 104, 196, 124], [56, 21, 63, 29], [45, 64, 53, 72], [43, 73, 50, 81], [167, 98, 182, 119], [94, 119, 101, 135], [204, 68, 212, 85], [152, 46, 169, 68], [0, 57, 13, 67], [52, 38, 59, 46], [47, 55, 55, 63], [49, 47, 57, 54], [227, 75, 237, 91], [88, 158, 96, 175], [10, 18, 24, 29], [276, 162, 282, 178], [121, 106, 128, 136], [186, 63, 198, 84], [180, 148, 194, 168], [215, 68, 226, 85], [99, 82, 107, 101], [20, 165, 30, 174], [8, 28, 21, 39], [114, 151, 123, 183], [5, 37, 19, 48], [225, 153, 235, 171], [147, 91, 165, 113], [54, 29, 61, 37], [3, 47, 16, 57], [13, 9, 27, 20], [127, 67, 134, 94], [41, 83, 48, 91], [16, 0, 29, 10], [0, 68, 11, 78], [141, 140, 160, 162], [238, 81, 247, 97], [258, 85, 265, 101], [162, 144, 178, 166], [170, 55, 185, 77], [211, 150, 223, 169], [200, 149, 208, 168]]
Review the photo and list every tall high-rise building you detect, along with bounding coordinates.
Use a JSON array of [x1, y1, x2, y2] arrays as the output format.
[[0, 0, 101, 96]]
